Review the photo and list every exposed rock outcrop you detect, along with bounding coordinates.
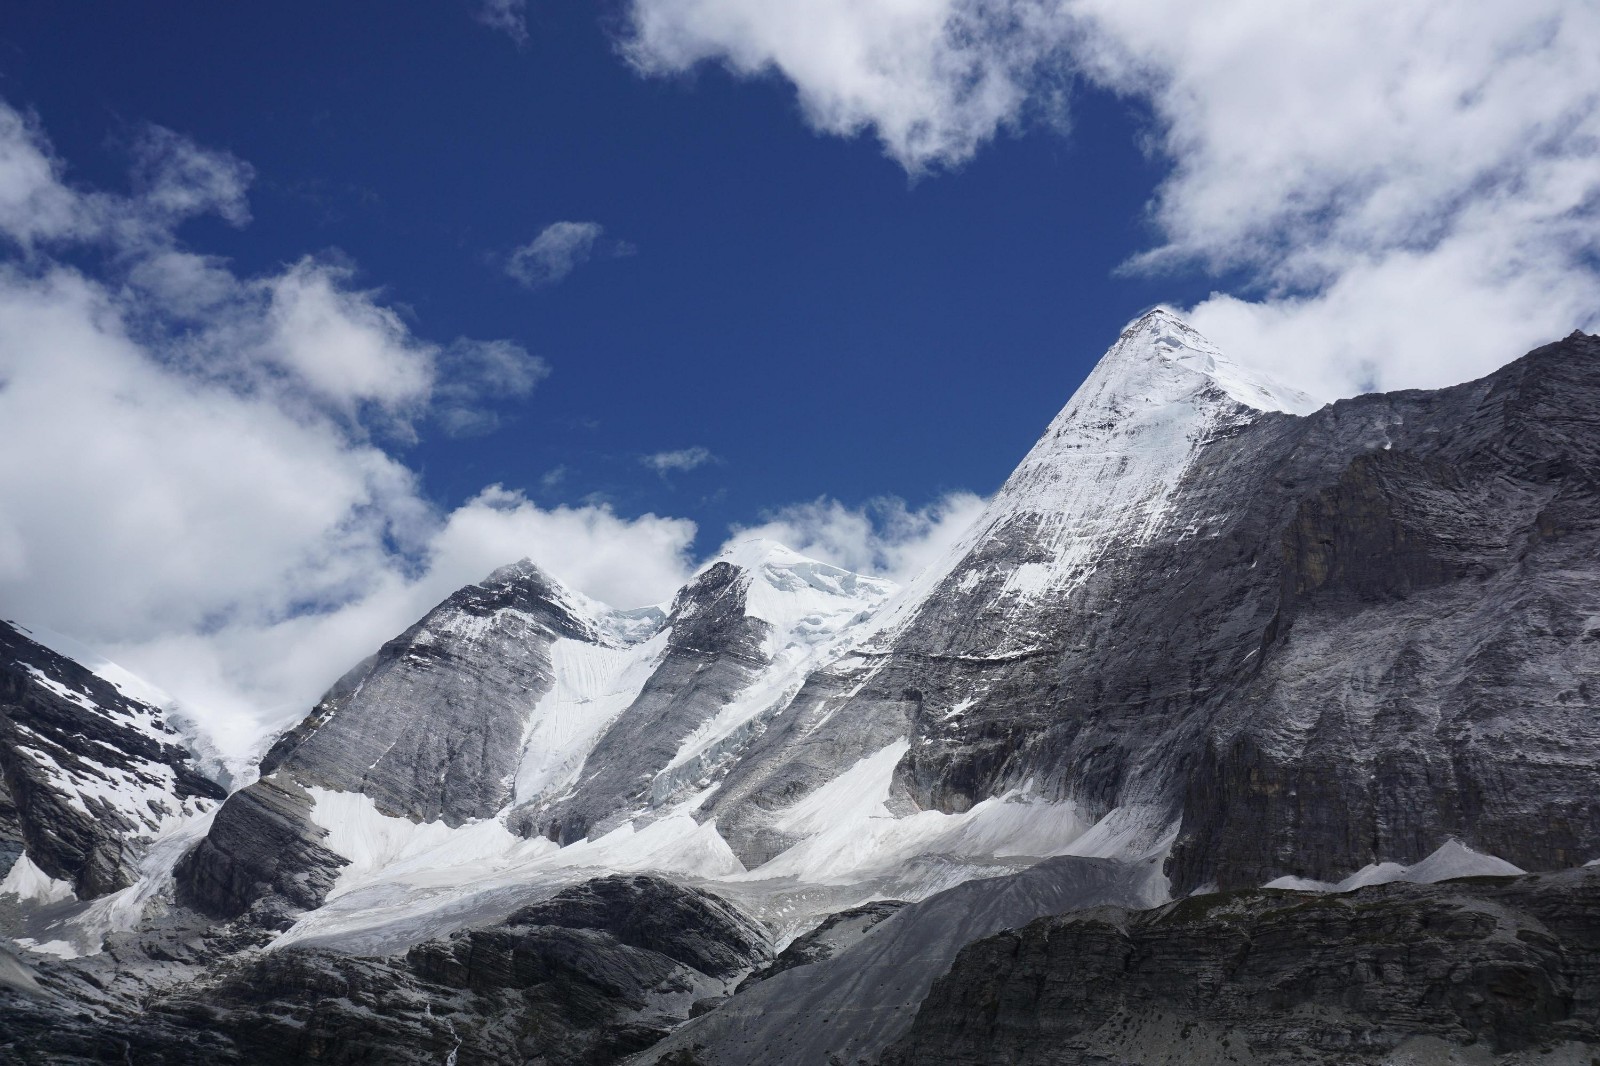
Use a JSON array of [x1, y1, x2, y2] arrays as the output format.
[[0, 620, 223, 900], [1, 874, 772, 1066], [882, 867, 1600, 1065]]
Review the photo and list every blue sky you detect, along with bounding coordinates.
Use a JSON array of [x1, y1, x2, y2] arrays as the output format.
[[1, 0, 1595, 758], [1, 0, 1186, 535]]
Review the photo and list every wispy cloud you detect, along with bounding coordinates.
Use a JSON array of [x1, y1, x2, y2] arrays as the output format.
[[506, 221, 634, 288], [473, 0, 528, 46], [729, 493, 987, 586], [642, 446, 717, 474]]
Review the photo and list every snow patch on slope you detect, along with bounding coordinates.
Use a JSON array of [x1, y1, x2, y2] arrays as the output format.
[[514, 630, 669, 805], [278, 790, 744, 952], [718, 538, 895, 657], [0, 853, 76, 906], [1265, 839, 1526, 893], [738, 741, 1157, 886], [659, 540, 897, 779], [10, 809, 220, 958]]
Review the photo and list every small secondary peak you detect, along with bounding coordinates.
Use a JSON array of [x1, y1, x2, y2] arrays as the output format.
[[713, 537, 815, 573]]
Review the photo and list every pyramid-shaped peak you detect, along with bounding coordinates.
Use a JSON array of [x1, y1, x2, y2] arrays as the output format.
[[1096, 307, 1319, 416], [482, 557, 555, 586]]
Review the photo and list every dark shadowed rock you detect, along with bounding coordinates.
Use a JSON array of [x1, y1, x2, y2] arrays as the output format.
[[882, 866, 1600, 1065], [735, 898, 907, 993], [3, 874, 772, 1066], [636, 855, 1167, 1066], [172, 772, 346, 923], [0, 620, 223, 900]]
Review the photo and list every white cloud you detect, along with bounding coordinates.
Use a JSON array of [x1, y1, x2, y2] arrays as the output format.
[[0, 105, 95, 245], [0, 100, 982, 783], [624, 0, 1600, 394], [257, 260, 436, 416], [642, 445, 717, 473], [433, 339, 553, 437], [475, 0, 529, 46], [0, 100, 680, 777], [728, 492, 986, 587], [506, 221, 628, 288], [129, 124, 254, 229], [1076, 0, 1600, 397], [625, 0, 1073, 173]]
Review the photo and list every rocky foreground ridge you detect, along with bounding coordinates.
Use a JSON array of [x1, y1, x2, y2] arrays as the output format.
[[3, 312, 1600, 1065]]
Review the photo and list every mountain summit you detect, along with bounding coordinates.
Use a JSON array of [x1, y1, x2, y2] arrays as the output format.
[[6, 321, 1600, 1065]]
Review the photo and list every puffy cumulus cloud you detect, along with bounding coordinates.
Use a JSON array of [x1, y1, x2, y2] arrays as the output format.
[[506, 221, 634, 288], [642, 445, 717, 474], [625, 0, 1074, 172], [1077, 0, 1600, 397], [0, 99, 676, 777], [624, 0, 1600, 395], [0, 105, 95, 245], [727, 492, 986, 587]]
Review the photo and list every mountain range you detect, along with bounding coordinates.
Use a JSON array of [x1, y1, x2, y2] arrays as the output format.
[[5, 309, 1600, 1064]]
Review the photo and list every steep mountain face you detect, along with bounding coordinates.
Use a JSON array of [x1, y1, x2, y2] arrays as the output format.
[[259, 559, 614, 824], [693, 315, 1600, 894], [174, 560, 649, 922], [7, 312, 1600, 1066], [523, 560, 780, 845], [174, 543, 897, 927], [166, 313, 1600, 938], [0, 620, 223, 902]]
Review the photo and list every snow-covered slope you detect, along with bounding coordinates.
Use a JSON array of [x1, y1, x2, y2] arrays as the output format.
[[861, 307, 1316, 648], [13, 316, 1600, 1066], [0, 619, 224, 956], [161, 310, 1319, 952]]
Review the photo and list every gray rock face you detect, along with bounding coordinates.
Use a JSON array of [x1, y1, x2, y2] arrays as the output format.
[[524, 562, 773, 845], [734, 898, 906, 992], [262, 559, 599, 825], [16, 315, 1600, 1066], [171, 560, 621, 921], [172, 773, 346, 923], [698, 320, 1600, 895], [634, 854, 1168, 1066], [0, 620, 223, 899], [882, 867, 1600, 1066]]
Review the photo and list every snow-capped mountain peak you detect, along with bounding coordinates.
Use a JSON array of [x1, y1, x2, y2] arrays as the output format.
[[1097, 308, 1319, 416]]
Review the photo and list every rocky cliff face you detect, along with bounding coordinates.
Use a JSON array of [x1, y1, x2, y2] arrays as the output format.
[[8, 313, 1600, 1066], [696, 317, 1600, 894], [636, 854, 1169, 1066], [0, 620, 223, 901], [260, 558, 606, 825], [522, 561, 776, 845], [882, 866, 1600, 1065], [174, 559, 637, 921]]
